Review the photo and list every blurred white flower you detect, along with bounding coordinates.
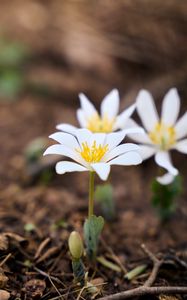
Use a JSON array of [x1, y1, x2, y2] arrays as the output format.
[[57, 89, 135, 134], [126, 88, 187, 184], [44, 128, 142, 181]]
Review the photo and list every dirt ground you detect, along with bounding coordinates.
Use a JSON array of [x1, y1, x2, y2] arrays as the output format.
[[0, 94, 187, 299], [0, 1, 187, 299]]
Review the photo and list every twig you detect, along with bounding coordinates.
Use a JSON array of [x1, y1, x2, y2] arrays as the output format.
[[48, 276, 63, 300], [34, 237, 51, 260], [100, 238, 127, 273], [97, 286, 187, 300], [34, 266, 64, 286], [0, 253, 12, 267], [98, 244, 187, 300], [141, 244, 163, 287]]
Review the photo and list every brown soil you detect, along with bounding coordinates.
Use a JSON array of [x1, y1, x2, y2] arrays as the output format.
[[0, 95, 187, 299]]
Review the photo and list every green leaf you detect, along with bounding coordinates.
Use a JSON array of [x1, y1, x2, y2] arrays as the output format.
[[0, 40, 28, 67], [72, 259, 85, 286], [97, 256, 121, 272], [24, 137, 48, 162], [124, 264, 147, 281], [95, 184, 116, 221], [84, 215, 104, 261], [24, 223, 36, 232], [0, 70, 23, 99], [151, 175, 182, 221]]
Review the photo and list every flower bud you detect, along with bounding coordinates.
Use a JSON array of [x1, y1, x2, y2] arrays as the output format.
[[68, 231, 83, 259]]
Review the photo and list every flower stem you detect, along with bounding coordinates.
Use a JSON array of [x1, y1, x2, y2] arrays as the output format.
[[88, 171, 95, 219]]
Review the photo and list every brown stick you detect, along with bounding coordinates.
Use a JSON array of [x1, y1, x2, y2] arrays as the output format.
[[141, 244, 163, 287], [98, 245, 186, 300], [98, 286, 187, 300]]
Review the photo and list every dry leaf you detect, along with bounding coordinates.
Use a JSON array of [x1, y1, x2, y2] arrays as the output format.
[[24, 279, 46, 299], [34, 237, 51, 260], [0, 235, 9, 252], [159, 295, 181, 300], [0, 268, 8, 288], [0, 290, 10, 300], [36, 246, 59, 264]]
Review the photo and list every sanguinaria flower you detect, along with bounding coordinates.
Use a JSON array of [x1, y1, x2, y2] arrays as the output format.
[[56, 89, 136, 134], [126, 88, 187, 184], [43, 128, 142, 181]]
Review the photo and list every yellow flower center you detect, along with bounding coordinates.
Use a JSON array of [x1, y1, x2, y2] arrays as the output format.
[[86, 113, 115, 133], [76, 141, 108, 163], [149, 122, 176, 150]]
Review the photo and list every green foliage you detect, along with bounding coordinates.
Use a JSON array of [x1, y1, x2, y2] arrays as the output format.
[[0, 40, 27, 67], [97, 256, 121, 272], [151, 175, 182, 221], [124, 264, 147, 281], [72, 259, 85, 286], [39, 170, 54, 185], [95, 183, 116, 221], [68, 231, 83, 260], [0, 39, 28, 100], [84, 215, 104, 261], [0, 69, 24, 99], [50, 219, 68, 231], [24, 137, 47, 163], [68, 232, 85, 286], [24, 223, 36, 232]]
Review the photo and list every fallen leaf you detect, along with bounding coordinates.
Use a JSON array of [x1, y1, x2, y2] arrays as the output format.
[[0, 268, 8, 288], [24, 279, 46, 299], [0, 290, 10, 300], [0, 235, 9, 252], [36, 246, 59, 264]]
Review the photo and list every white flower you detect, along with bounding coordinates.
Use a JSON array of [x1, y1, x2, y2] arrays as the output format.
[[43, 128, 142, 181], [126, 88, 187, 184], [56, 89, 136, 134]]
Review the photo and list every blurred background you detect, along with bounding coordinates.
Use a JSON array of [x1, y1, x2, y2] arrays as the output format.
[[0, 0, 187, 102]]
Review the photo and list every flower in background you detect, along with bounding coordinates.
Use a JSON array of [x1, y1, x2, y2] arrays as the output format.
[[57, 89, 136, 134], [126, 88, 187, 184], [43, 128, 142, 181]]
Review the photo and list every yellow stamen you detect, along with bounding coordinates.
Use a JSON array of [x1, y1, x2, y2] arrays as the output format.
[[76, 141, 108, 163], [86, 113, 115, 133], [149, 122, 176, 150]]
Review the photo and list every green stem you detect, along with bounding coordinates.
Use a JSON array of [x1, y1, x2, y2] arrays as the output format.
[[88, 171, 95, 219]]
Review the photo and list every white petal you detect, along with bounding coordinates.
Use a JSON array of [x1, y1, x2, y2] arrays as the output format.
[[101, 89, 119, 119], [56, 124, 78, 134], [124, 127, 145, 135], [109, 151, 142, 166], [105, 130, 126, 151], [125, 118, 141, 129], [161, 88, 180, 126], [138, 145, 156, 160], [155, 151, 178, 175], [114, 104, 136, 130], [126, 119, 152, 144], [75, 128, 92, 148], [174, 139, 187, 154], [49, 132, 79, 148], [104, 143, 139, 161], [79, 93, 97, 117], [175, 111, 187, 139], [56, 161, 87, 174], [77, 109, 87, 128], [89, 133, 106, 147], [43, 144, 77, 161], [136, 89, 159, 132], [128, 132, 152, 144], [91, 163, 110, 181], [156, 172, 175, 185]]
